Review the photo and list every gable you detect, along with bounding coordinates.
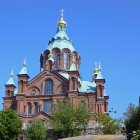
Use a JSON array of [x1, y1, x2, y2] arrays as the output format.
[[26, 70, 69, 96], [32, 111, 53, 121]]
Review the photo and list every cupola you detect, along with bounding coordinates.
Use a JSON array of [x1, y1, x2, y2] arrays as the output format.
[[40, 9, 81, 72]]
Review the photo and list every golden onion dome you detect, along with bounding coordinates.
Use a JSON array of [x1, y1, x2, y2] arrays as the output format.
[[94, 62, 101, 73], [94, 68, 100, 73], [57, 19, 67, 27], [94, 67, 101, 74]]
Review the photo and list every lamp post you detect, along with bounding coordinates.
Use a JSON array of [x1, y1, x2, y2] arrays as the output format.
[[109, 107, 117, 119]]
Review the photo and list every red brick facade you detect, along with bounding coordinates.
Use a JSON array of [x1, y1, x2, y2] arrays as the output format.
[[3, 15, 109, 126]]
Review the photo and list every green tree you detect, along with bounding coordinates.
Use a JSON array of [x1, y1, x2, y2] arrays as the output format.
[[96, 113, 119, 134], [27, 119, 47, 140], [0, 109, 22, 140], [50, 98, 91, 138], [131, 129, 140, 140], [124, 104, 140, 140]]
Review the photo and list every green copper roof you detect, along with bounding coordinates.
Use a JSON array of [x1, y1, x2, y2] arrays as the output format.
[[59, 72, 69, 79], [78, 81, 96, 93], [47, 24, 75, 52], [19, 59, 28, 75], [95, 71, 103, 79], [70, 63, 77, 71], [6, 70, 15, 85]]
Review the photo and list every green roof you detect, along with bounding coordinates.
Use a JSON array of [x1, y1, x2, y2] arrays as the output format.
[[78, 81, 96, 93], [47, 25, 75, 52]]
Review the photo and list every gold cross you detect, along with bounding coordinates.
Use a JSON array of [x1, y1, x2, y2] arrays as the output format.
[[61, 8, 64, 19]]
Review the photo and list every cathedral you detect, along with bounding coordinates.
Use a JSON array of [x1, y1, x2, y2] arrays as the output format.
[[3, 11, 109, 125]]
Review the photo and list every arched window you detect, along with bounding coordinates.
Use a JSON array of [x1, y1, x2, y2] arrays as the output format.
[[64, 53, 68, 69], [80, 100, 86, 106], [30, 89, 36, 96], [54, 52, 58, 67], [44, 80, 53, 95], [21, 80, 24, 93], [43, 100, 52, 113], [69, 54, 71, 68], [34, 102, 38, 114], [28, 102, 32, 114], [7, 90, 10, 97]]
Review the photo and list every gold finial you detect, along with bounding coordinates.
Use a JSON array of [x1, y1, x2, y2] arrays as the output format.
[[98, 62, 101, 70], [10, 69, 14, 77], [48, 50, 53, 58], [23, 58, 27, 67], [57, 8, 67, 27], [60, 8, 64, 20], [94, 62, 101, 73], [94, 62, 97, 68]]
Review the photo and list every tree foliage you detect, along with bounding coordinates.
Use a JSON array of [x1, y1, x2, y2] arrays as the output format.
[[131, 129, 140, 140], [124, 104, 140, 140], [96, 113, 119, 134], [50, 98, 91, 138], [27, 119, 47, 140], [0, 109, 22, 140]]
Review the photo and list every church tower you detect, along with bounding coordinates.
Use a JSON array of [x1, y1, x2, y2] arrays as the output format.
[[40, 9, 80, 73], [3, 70, 17, 110]]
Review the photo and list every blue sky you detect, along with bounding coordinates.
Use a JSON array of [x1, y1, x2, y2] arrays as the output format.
[[0, 0, 140, 118]]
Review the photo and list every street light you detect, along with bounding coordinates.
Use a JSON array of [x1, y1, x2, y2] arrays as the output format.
[[109, 107, 117, 119]]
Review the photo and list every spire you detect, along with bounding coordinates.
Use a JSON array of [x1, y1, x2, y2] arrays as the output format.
[[19, 59, 28, 75], [6, 70, 15, 85], [57, 8, 67, 27]]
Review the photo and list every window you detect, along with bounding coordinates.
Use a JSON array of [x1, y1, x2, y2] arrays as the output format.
[[21, 80, 24, 93], [30, 90, 36, 96], [54, 52, 58, 67], [7, 90, 10, 97], [28, 102, 32, 114], [43, 100, 52, 113], [64, 53, 67, 69], [44, 80, 53, 95], [81, 100, 86, 105], [34, 102, 38, 114]]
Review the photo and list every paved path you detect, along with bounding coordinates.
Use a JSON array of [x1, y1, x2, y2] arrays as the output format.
[[62, 136, 93, 140], [60, 135, 126, 140]]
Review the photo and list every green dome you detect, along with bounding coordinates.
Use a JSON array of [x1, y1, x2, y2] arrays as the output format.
[[47, 26, 75, 52], [47, 11, 76, 53]]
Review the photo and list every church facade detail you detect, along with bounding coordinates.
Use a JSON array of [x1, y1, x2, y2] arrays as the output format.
[[3, 12, 109, 124]]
